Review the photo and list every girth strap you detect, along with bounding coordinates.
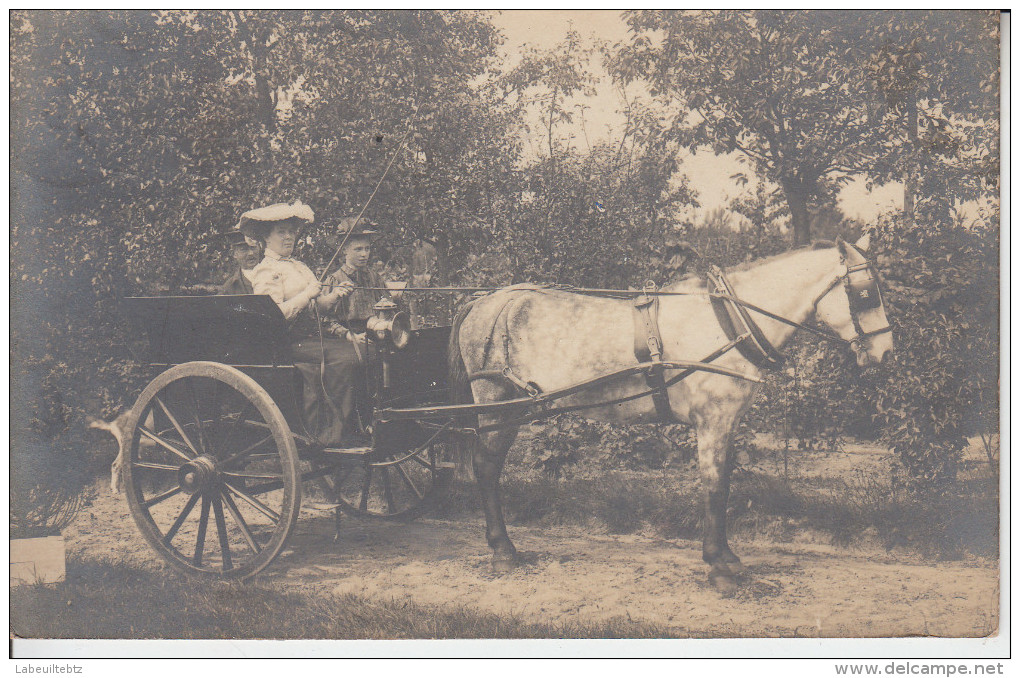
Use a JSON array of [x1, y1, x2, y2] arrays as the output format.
[[708, 266, 785, 371], [633, 281, 676, 422]]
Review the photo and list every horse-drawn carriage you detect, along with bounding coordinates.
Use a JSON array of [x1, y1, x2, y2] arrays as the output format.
[[121, 293, 458, 579], [119, 236, 892, 590]]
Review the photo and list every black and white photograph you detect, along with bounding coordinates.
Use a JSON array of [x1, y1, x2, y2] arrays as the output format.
[[9, 9, 1004, 658]]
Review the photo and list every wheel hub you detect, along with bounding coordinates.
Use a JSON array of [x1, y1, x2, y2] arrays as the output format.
[[178, 456, 218, 494]]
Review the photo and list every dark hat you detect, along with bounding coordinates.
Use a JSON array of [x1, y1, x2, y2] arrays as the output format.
[[238, 200, 315, 240], [222, 230, 253, 246], [337, 215, 381, 241]]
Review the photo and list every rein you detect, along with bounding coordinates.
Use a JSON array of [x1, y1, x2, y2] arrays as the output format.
[[334, 283, 853, 346], [372, 246, 890, 431], [345, 241, 890, 353]]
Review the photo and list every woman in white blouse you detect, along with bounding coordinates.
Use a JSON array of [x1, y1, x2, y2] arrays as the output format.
[[239, 201, 360, 447]]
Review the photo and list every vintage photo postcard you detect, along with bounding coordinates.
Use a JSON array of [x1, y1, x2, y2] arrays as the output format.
[[9, 9, 1004, 660]]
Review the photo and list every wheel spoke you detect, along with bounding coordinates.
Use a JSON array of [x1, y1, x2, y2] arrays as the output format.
[[193, 496, 211, 567], [394, 462, 425, 501], [242, 479, 286, 495], [221, 491, 260, 555], [221, 471, 283, 481], [212, 496, 233, 571], [408, 453, 434, 471], [381, 466, 396, 512], [223, 481, 280, 523], [359, 466, 373, 512], [154, 396, 202, 457], [141, 484, 183, 509], [219, 434, 274, 469], [184, 380, 209, 455], [216, 401, 255, 457], [207, 380, 224, 453], [138, 425, 193, 462], [163, 493, 201, 545], [133, 461, 180, 472]]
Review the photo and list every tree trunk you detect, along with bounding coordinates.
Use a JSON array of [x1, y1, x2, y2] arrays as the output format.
[[903, 94, 918, 226], [781, 177, 812, 247]]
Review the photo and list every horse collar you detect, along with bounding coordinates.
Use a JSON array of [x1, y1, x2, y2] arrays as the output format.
[[707, 266, 786, 371]]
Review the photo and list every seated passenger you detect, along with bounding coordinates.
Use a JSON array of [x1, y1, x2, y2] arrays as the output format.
[[240, 201, 360, 447], [324, 217, 390, 338], [219, 230, 262, 295]]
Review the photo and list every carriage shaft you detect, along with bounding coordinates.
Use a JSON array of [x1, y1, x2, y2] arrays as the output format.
[[375, 359, 760, 423]]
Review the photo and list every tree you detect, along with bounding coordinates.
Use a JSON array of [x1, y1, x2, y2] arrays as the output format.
[[861, 10, 999, 226], [610, 10, 885, 245], [10, 10, 516, 476], [461, 31, 696, 289]]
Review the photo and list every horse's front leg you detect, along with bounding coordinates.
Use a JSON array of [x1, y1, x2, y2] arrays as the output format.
[[696, 414, 744, 592], [472, 426, 519, 572]]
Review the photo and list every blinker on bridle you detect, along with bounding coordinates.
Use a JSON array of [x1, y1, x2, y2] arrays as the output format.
[[812, 241, 893, 351]]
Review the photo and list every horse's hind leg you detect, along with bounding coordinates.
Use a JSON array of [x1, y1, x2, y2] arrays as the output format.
[[472, 427, 519, 572], [696, 413, 744, 592]]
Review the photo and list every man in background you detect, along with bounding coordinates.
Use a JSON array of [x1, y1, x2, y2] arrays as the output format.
[[219, 230, 262, 294]]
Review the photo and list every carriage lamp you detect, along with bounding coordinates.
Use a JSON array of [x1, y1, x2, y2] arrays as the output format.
[[367, 298, 412, 349]]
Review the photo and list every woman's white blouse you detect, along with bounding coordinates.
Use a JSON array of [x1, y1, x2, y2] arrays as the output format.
[[251, 249, 318, 320]]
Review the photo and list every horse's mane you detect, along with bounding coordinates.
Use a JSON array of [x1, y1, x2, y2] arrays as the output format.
[[664, 241, 838, 290], [713, 241, 837, 274]]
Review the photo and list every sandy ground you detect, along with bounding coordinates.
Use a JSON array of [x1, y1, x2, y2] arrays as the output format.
[[65, 443, 1000, 638]]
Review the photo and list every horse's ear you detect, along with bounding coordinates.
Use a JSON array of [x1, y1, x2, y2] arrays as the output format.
[[835, 236, 848, 257], [855, 233, 871, 252]]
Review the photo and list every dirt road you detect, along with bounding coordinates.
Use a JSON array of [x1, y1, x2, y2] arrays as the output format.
[[67, 481, 998, 638]]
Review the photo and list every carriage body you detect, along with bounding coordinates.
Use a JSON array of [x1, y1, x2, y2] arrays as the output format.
[[122, 294, 452, 449], [120, 294, 455, 579]]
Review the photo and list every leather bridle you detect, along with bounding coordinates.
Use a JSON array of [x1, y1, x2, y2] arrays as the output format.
[[810, 242, 893, 353]]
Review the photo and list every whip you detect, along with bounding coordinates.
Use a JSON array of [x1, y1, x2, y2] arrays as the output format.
[[318, 103, 423, 282]]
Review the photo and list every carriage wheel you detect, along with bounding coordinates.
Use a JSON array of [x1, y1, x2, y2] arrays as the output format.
[[123, 361, 301, 579], [331, 442, 454, 521]]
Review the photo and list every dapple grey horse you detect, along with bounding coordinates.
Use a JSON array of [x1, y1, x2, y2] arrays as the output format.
[[448, 236, 892, 591]]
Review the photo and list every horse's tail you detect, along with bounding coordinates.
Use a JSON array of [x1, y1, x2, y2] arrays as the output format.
[[448, 300, 477, 421], [448, 300, 479, 477]]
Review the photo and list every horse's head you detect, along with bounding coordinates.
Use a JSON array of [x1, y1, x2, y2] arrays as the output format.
[[814, 235, 893, 367]]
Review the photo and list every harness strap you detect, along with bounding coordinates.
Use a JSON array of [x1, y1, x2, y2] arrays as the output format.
[[707, 266, 786, 371], [456, 339, 751, 434], [500, 366, 541, 398], [632, 280, 675, 423]]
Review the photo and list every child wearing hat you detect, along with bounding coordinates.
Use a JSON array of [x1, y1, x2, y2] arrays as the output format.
[[324, 216, 390, 337]]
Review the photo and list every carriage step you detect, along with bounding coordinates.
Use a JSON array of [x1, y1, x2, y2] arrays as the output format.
[[318, 446, 374, 458], [305, 502, 342, 512]]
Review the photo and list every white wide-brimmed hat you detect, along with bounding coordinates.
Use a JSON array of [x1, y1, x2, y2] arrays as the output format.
[[238, 200, 315, 240]]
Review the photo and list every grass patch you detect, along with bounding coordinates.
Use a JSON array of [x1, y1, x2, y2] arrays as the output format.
[[10, 556, 696, 640]]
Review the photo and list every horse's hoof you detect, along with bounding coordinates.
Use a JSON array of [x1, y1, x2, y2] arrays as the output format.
[[709, 568, 739, 595], [491, 557, 516, 574], [722, 557, 746, 575]]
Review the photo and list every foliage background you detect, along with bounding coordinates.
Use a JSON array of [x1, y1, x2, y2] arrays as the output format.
[[10, 10, 1000, 522]]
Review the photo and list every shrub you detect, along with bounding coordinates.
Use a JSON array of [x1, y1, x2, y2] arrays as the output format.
[[868, 215, 999, 491], [518, 416, 697, 476]]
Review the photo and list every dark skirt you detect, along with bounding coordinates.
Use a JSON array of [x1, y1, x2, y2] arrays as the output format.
[[290, 336, 360, 446]]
